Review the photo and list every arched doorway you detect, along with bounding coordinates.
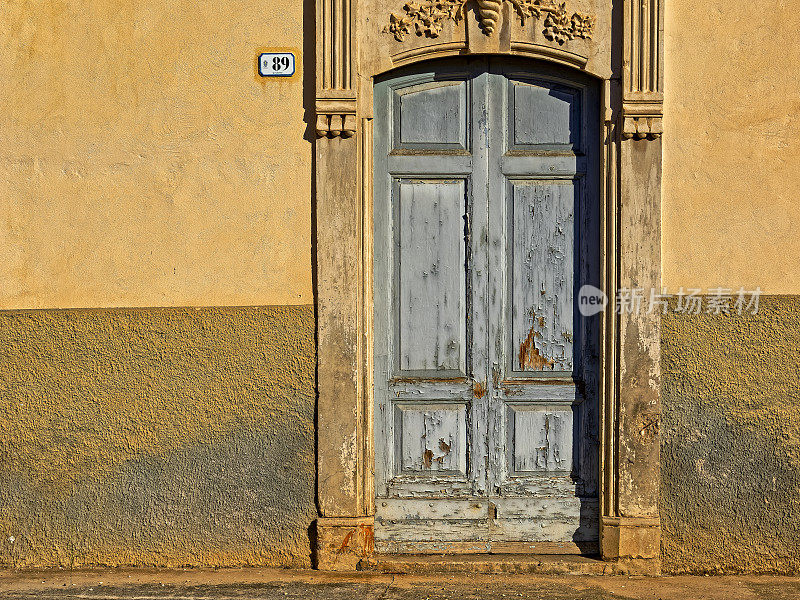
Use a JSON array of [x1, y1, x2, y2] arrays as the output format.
[[372, 57, 601, 554]]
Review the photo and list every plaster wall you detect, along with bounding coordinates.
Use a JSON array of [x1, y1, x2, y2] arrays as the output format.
[[0, 305, 316, 568], [662, 0, 800, 293], [660, 0, 800, 573], [3, 0, 799, 304], [661, 297, 800, 574], [1, 0, 799, 574], [0, 0, 312, 309]]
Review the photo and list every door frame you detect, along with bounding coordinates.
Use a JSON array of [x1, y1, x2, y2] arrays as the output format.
[[313, 0, 664, 573]]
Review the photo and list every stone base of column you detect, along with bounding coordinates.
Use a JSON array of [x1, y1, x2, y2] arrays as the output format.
[[601, 516, 661, 573], [315, 517, 375, 571]]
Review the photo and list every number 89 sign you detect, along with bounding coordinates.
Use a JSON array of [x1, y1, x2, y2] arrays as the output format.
[[259, 52, 296, 77]]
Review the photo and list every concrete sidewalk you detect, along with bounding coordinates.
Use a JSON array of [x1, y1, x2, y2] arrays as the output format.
[[1, 568, 800, 600]]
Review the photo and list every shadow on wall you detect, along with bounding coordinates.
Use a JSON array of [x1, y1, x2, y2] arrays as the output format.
[[0, 306, 317, 568], [661, 296, 800, 574]]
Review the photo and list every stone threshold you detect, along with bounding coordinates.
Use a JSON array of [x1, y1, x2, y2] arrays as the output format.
[[359, 554, 660, 576]]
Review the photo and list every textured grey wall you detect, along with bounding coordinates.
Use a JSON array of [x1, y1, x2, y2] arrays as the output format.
[[0, 306, 316, 568], [661, 297, 800, 574]]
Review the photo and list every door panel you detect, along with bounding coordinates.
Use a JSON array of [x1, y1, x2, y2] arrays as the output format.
[[509, 79, 580, 149], [397, 403, 468, 474], [374, 58, 600, 553], [396, 180, 466, 374], [509, 180, 575, 373], [394, 80, 469, 150], [508, 403, 573, 473]]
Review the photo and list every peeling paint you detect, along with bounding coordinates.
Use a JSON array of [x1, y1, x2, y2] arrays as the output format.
[[518, 322, 556, 370], [339, 430, 359, 499]]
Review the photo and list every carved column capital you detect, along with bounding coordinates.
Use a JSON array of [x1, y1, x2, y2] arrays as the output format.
[[622, 0, 663, 140], [316, 97, 357, 138], [316, 0, 356, 140], [622, 100, 664, 140]]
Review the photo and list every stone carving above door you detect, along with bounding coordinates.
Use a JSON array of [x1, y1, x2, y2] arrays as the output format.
[[384, 0, 595, 43]]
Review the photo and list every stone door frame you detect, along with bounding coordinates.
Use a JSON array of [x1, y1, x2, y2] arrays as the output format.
[[313, 0, 663, 572]]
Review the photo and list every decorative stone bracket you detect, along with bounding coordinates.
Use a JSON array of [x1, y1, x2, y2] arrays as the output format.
[[621, 0, 663, 140], [315, 0, 356, 138], [316, 97, 357, 138], [622, 100, 663, 140]]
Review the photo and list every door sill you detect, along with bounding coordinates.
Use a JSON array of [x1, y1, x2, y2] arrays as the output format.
[[374, 540, 598, 555], [359, 553, 611, 575]]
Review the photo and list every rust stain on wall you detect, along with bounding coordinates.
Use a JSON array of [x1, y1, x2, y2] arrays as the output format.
[[336, 529, 355, 554], [335, 524, 374, 557]]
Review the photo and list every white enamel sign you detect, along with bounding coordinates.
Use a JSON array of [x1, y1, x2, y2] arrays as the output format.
[[259, 53, 296, 77]]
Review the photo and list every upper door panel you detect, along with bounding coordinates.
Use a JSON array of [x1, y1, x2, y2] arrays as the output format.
[[508, 78, 582, 152], [393, 78, 471, 152]]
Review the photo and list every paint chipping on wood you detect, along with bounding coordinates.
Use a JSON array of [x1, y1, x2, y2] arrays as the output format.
[[518, 322, 556, 370], [373, 64, 600, 550], [511, 180, 576, 372], [421, 438, 452, 469]]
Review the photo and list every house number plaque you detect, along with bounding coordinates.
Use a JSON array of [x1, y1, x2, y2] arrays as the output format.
[[258, 52, 296, 77]]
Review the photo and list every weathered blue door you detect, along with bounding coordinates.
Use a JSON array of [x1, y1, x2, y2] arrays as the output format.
[[373, 58, 600, 554]]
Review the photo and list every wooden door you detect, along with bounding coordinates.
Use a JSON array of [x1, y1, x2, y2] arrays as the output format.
[[373, 58, 600, 554]]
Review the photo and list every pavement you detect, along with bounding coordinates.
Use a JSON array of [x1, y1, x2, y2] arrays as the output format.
[[1, 568, 800, 600]]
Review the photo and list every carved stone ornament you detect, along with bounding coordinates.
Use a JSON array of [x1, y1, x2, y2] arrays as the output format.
[[384, 0, 595, 43]]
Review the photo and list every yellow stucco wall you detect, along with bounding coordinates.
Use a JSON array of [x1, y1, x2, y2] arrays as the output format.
[[0, 0, 312, 309], [3, 0, 799, 305], [663, 1, 800, 293]]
